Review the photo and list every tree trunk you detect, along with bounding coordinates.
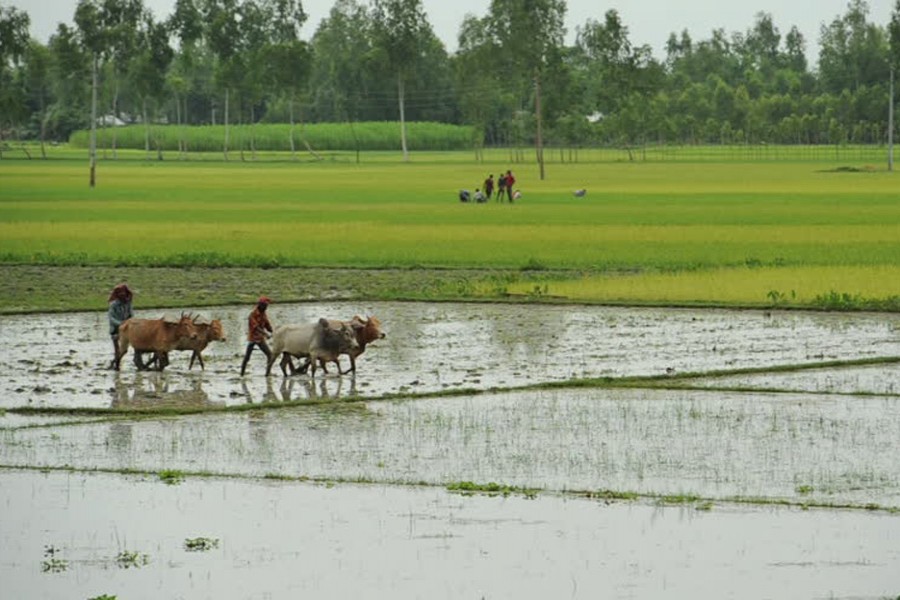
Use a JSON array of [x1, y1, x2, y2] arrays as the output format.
[[143, 97, 150, 160], [535, 70, 545, 181], [398, 74, 409, 162], [289, 94, 297, 159], [90, 53, 97, 188], [183, 95, 189, 158], [250, 104, 257, 161], [889, 68, 894, 172], [175, 92, 183, 158], [112, 80, 119, 159], [39, 91, 47, 159], [224, 88, 230, 162]]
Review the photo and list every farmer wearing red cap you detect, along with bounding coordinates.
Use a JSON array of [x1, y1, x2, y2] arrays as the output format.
[[240, 296, 274, 376], [107, 283, 134, 368]]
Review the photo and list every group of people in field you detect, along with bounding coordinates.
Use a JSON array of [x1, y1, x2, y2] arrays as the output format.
[[107, 283, 273, 375], [459, 169, 519, 204]]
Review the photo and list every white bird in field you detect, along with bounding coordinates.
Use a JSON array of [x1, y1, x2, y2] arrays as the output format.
[[573, 189, 586, 197]]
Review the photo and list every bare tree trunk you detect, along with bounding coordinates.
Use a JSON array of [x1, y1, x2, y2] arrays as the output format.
[[89, 53, 97, 188], [889, 68, 894, 172], [183, 95, 189, 158], [143, 97, 150, 160], [250, 104, 257, 161], [175, 92, 182, 158], [289, 94, 297, 159], [111, 80, 119, 159], [535, 70, 545, 181], [224, 88, 230, 162], [39, 91, 47, 159], [398, 74, 408, 162]]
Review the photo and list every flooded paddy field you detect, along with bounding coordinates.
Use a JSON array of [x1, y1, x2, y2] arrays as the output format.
[[2, 469, 899, 600], [0, 301, 897, 409], [1, 302, 899, 598]]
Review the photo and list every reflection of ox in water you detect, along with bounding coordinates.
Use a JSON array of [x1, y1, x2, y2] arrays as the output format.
[[265, 318, 359, 377], [137, 317, 226, 371], [279, 375, 356, 401], [113, 313, 199, 371], [110, 372, 213, 409]]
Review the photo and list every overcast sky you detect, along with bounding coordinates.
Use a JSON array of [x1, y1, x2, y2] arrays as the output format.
[[9, 0, 895, 66]]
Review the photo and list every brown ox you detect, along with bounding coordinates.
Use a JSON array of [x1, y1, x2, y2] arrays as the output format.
[[296, 315, 385, 375], [140, 318, 226, 371], [113, 314, 199, 371]]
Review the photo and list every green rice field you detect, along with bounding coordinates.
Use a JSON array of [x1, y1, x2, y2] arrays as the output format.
[[1, 147, 898, 309]]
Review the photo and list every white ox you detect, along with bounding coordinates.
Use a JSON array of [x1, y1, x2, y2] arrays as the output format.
[[265, 318, 359, 377]]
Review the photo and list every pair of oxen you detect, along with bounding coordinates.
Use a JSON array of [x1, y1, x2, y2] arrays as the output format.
[[112, 314, 384, 375]]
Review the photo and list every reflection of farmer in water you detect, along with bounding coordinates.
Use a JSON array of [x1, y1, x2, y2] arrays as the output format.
[[107, 283, 134, 369]]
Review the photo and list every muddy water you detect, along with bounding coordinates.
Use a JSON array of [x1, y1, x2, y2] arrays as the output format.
[[692, 363, 900, 395], [0, 302, 897, 410], [2, 470, 898, 600]]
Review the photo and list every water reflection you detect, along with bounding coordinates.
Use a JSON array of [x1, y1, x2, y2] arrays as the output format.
[[106, 421, 133, 451], [239, 376, 357, 403], [110, 372, 217, 409]]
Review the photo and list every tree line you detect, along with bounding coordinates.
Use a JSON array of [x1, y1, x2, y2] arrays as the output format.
[[3, 0, 900, 159]]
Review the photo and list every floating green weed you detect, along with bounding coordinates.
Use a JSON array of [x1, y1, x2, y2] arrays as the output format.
[[184, 537, 220, 552], [158, 469, 184, 485], [41, 545, 68, 573], [447, 481, 538, 498], [115, 550, 150, 569], [582, 489, 639, 501]]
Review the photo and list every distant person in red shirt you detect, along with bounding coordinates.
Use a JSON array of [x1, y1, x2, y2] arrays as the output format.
[[240, 296, 274, 376], [505, 170, 516, 202]]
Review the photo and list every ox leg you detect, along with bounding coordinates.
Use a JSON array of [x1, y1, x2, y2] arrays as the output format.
[[189, 351, 204, 370], [279, 352, 293, 377], [136, 352, 158, 370], [157, 352, 169, 372], [341, 355, 357, 376]]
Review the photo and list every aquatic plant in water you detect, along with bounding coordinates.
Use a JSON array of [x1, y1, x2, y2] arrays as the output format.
[[40, 544, 68, 574], [115, 550, 149, 569], [184, 537, 220, 552]]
